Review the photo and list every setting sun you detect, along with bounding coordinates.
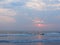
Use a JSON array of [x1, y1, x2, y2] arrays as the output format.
[[34, 23, 47, 27]]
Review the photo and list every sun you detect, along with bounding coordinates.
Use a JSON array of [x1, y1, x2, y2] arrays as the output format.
[[32, 17, 47, 27], [34, 23, 47, 27]]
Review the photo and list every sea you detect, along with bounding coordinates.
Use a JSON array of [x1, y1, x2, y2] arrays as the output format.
[[0, 31, 60, 45]]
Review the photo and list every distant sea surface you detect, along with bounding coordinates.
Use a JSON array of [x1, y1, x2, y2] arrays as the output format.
[[0, 31, 60, 45]]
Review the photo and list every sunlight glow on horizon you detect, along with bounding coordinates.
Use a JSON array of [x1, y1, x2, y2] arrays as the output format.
[[0, 0, 60, 31]]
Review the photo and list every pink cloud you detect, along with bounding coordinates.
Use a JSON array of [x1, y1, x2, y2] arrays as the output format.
[[0, 8, 16, 16], [0, 16, 16, 23], [32, 17, 47, 27], [32, 17, 44, 23], [0, 8, 16, 23]]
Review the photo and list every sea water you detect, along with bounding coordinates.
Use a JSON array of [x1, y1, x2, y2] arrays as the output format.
[[0, 32, 60, 45]]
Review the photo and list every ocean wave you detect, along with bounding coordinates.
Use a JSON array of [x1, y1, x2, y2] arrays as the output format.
[[42, 32, 60, 36], [0, 34, 36, 37], [0, 39, 60, 43]]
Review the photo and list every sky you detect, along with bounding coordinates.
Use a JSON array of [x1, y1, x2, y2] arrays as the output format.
[[0, 0, 60, 31]]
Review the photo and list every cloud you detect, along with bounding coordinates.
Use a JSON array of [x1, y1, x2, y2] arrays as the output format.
[[32, 17, 48, 27], [0, 8, 16, 16], [0, 8, 16, 23], [0, 0, 60, 11], [0, 0, 13, 4], [25, 0, 46, 10], [31, 17, 59, 29], [48, 4, 60, 10], [32, 17, 44, 24], [48, 0, 59, 2], [1, 0, 60, 11], [58, 0, 60, 1], [0, 0, 21, 5], [24, 0, 60, 10], [0, 16, 16, 23]]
